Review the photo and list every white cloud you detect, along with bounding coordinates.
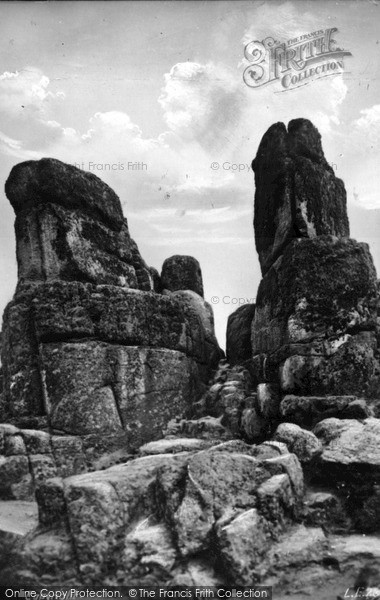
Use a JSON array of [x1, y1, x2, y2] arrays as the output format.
[[0, 67, 64, 117], [337, 104, 380, 210], [353, 104, 380, 146], [242, 1, 317, 47], [0, 130, 41, 160], [158, 61, 244, 149]]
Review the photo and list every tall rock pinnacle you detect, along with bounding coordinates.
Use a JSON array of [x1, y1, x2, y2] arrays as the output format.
[[252, 118, 350, 275], [251, 119, 379, 404]]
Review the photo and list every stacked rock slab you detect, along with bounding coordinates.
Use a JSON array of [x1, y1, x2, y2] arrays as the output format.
[[160, 255, 223, 381], [3, 439, 305, 586], [161, 255, 204, 297], [1, 159, 222, 460], [251, 119, 380, 406]]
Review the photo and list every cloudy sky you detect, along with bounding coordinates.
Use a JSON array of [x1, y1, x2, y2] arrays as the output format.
[[0, 0, 379, 347]]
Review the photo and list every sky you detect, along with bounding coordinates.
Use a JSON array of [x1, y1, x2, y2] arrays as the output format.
[[0, 0, 379, 348]]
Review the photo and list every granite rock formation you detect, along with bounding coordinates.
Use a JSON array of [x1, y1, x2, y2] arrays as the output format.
[[161, 255, 204, 297], [1, 123, 380, 595], [5, 158, 152, 290], [251, 120, 380, 407], [247, 118, 380, 539], [0, 158, 222, 481], [226, 303, 255, 366], [252, 119, 349, 275], [4, 439, 305, 586]]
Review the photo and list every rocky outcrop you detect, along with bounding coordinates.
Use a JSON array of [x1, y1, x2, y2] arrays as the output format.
[[252, 236, 378, 399], [252, 118, 349, 275], [312, 418, 380, 532], [6, 158, 153, 291], [161, 255, 204, 297], [251, 120, 380, 418], [226, 303, 255, 366], [1, 159, 222, 471], [2, 122, 380, 594], [0, 424, 86, 501], [4, 440, 305, 586], [280, 394, 371, 426], [248, 119, 380, 540]]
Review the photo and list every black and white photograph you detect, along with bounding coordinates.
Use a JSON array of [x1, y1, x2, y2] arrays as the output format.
[[0, 1, 379, 598]]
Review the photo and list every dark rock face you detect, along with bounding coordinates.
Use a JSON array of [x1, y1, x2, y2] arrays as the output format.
[[252, 119, 349, 275], [1, 159, 222, 452], [280, 395, 371, 427], [248, 120, 380, 545], [226, 304, 255, 365], [161, 255, 204, 297], [5, 158, 124, 227], [252, 236, 379, 398], [6, 158, 153, 291]]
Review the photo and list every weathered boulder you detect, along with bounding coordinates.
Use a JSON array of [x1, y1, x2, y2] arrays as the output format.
[[0, 438, 307, 586], [1, 160, 222, 447], [272, 422, 322, 464], [259, 524, 330, 587], [252, 236, 379, 397], [170, 290, 223, 368], [1, 281, 222, 422], [161, 255, 204, 297], [240, 406, 269, 442], [138, 437, 212, 455], [0, 424, 88, 502], [226, 304, 255, 365], [173, 443, 303, 557], [165, 416, 234, 441], [216, 508, 271, 584], [253, 237, 377, 355], [41, 342, 201, 444], [314, 417, 380, 470], [0, 455, 33, 500], [164, 415, 234, 441], [5, 158, 153, 291], [252, 119, 349, 275], [195, 361, 261, 441], [62, 453, 188, 583], [313, 417, 380, 531], [280, 394, 371, 427], [300, 489, 349, 531]]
